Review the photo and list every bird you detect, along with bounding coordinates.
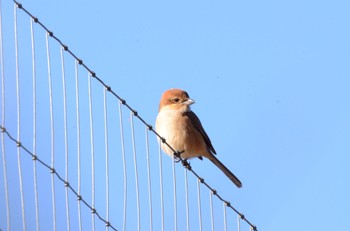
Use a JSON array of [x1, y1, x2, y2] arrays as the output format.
[[155, 88, 242, 188]]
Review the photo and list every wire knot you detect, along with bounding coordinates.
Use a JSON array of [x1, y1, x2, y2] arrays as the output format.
[[33, 17, 38, 23], [77, 59, 83, 65], [105, 85, 111, 91], [146, 124, 153, 131], [174, 151, 182, 158], [63, 45, 68, 51], [90, 71, 96, 77], [64, 181, 69, 187], [32, 155, 37, 160], [91, 208, 96, 214], [182, 160, 192, 170], [132, 110, 138, 116], [77, 195, 82, 201], [48, 31, 53, 37], [16, 141, 21, 147], [50, 167, 55, 174]]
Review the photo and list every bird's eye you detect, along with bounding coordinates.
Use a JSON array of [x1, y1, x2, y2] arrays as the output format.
[[172, 98, 180, 103]]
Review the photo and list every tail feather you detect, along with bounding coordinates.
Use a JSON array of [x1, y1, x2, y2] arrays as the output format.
[[209, 155, 242, 188]]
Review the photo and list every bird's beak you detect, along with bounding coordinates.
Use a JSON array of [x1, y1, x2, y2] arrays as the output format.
[[183, 98, 195, 105]]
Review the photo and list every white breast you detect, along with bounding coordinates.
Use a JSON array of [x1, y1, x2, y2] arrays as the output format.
[[155, 108, 187, 157]]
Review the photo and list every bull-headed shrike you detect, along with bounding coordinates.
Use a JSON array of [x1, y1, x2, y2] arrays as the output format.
[[155, 88, 242, 188]]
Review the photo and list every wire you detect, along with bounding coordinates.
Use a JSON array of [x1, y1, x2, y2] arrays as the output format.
[[145, 127, 153, 231], [130, 112, 140, 231], [61, 44, 71, 231], [103, 87, 110, 231], [0, 125, 119, 231], [30, 16, 40, 231], [0, 0, 11, 230], [75, 60, 83, 231], [14, 4, 26, 231], [12, 1, 257, 230]]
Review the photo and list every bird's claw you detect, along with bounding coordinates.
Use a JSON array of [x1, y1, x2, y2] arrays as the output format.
[[174, 150, 185, 162]]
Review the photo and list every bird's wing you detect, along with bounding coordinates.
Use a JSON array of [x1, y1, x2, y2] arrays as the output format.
[[185, 111, 217, 155]]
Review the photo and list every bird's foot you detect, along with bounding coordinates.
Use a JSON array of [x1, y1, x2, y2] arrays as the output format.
[[173, 150, 185, 162]]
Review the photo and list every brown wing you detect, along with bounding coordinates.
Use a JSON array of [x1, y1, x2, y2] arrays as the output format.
[[185, 111, 217, 155]]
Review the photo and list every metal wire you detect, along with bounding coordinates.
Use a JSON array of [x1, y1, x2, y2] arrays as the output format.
[[158, 141, 165, 231], [11, 2, 258, 231], [30, 17, 40, 231], [103, 87, 110, 230], [14, 4, 26, 231], [172, 153, 178, 231], [210, 191, 215, 231], [46, 30, 56, 231], [0, 125, 119, 231], [145, 127, 153, 231], [0, 0, 10, 230], [184, 168, 190, 231], [75, 60, 83, 231], [130, 112, 141, 231], [237, 214, 241, 231], [118, 100, 127, 231], [223, 203, 227, 231], [60, 46, 70, 231], [88, 72, 96, 231], [197, 178, 202, 231]]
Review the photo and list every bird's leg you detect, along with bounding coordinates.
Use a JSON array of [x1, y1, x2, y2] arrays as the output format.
[[173, 150, 185, 162]]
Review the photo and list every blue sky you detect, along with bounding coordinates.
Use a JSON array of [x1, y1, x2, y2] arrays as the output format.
[[1, 0, 350, 230]]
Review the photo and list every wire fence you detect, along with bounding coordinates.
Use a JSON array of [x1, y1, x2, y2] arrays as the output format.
[[0, 1, 257, 230]]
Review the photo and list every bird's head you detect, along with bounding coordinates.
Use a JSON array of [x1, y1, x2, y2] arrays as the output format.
[[158, 88, 195, 113]]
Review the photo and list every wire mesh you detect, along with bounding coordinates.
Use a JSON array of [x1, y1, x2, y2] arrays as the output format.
[[0, 1, 257, 231]]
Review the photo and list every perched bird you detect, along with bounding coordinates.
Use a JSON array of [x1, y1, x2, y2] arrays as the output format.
[[155, 88, 242, 188]]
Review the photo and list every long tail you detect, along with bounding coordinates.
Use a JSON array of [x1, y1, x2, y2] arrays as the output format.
[[209, 155, 242, 188]]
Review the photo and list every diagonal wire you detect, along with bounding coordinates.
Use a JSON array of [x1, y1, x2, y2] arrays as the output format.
[[12, 1, 257, 230], [0, 125, 119, 231]]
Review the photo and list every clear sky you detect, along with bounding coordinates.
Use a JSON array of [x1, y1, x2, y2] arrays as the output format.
[[1, 0, 350, 231]]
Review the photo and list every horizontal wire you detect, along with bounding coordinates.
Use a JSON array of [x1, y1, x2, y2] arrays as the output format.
[[12, 1, 257, 230], [0, 125, 118, 231]]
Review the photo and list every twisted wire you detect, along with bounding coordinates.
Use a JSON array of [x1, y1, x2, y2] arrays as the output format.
[[12, 1, 257, 230], [0, 125, 119, 231]]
